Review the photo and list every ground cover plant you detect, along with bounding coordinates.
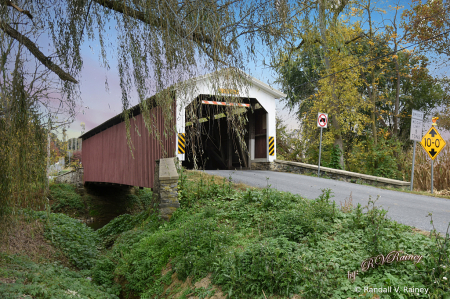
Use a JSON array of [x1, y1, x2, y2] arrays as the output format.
[[0, 208, 120, 298], [92, 171, 450, 298], [49, 183, 85, 214], [38, 212, 100, 270], [0, 253, 119, 299], [1, 173, 449, 298]]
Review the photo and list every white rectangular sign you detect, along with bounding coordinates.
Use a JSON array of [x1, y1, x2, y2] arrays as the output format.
[[411, 109, 424, 120], [410, 119, 423, 142], [410, 110, 423, 142]]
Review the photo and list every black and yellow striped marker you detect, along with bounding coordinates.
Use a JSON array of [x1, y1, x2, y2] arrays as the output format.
[[178, 133, 185, 154], [269, 136, 274, 156]]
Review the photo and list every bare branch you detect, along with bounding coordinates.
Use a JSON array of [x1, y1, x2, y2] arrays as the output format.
[[2, 0, 33, 19], [345, 33, 365, 44], [295, 39, 305, 50], [332, 0, 349, 24], [0, 19, 78, 83]]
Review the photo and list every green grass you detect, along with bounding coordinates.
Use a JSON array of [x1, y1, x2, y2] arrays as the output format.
[[0, 253, 119, 299], [2, 171, 449, 299], [91, 170, 450, 298], [49, 183, 85, 215]]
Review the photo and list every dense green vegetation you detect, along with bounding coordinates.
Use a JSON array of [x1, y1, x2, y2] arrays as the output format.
[[0, 253, 118, 299], [1, 174, 449, 298], [49, 184, 85, 215]]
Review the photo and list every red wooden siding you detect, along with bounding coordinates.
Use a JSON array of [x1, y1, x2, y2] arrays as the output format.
[[82, 106, 176, 188]]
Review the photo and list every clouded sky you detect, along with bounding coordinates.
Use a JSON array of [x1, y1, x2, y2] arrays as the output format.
[[64, 38, 298, 140], [61, 0, 448, 140]]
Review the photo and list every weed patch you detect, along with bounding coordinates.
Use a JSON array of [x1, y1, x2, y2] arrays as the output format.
[[33, 211, 99, 270], [49, 183, 85, 216], [0, 254, 119, 299], [4, 170, 450, 299]]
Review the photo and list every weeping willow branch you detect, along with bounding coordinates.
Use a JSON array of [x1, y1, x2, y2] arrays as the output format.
[[0, 19, 78, 83], [1, 0, 33, 20], [92, 0, 232, 56]]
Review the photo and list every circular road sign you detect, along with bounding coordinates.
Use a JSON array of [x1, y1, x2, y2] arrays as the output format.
[[318, 113, 328, 128]]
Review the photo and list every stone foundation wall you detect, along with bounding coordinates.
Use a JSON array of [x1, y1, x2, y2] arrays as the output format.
[[252, 160, 410, 190], [153, 158, 180, 221], [250, 162, 273, 170], [54, 168, 84, 189]]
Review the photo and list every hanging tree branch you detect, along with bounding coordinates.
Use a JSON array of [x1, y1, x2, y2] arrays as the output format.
[[2, 0, 33, 20], [92, 0, 233, 56], [0, 19, 78, 83]]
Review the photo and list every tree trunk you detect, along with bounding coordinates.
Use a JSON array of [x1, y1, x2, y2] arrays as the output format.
[[394, 40, 400, 136], [367, 0, 377, 146], [331, 114, 344, 167], [319, 0, 344, 169], [46, 119, 51, 194], [371, 82, 377, 147]]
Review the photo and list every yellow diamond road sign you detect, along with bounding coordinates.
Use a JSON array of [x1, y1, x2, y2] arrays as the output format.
[[420, 127, 446, 160]]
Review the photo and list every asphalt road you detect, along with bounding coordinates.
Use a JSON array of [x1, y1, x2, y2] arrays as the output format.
[[204, 170, 450, 235]]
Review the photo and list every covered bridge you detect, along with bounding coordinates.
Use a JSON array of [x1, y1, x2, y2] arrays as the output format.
[[80, 69, 286, 188]]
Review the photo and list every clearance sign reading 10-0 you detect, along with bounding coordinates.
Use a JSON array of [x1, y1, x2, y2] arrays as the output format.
[[420, 127, 446, 160]]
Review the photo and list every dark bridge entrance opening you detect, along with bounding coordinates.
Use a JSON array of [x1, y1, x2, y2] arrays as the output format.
[[182, 95, 267, 170]]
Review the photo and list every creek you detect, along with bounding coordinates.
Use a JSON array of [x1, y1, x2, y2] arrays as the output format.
[[81, 184, 137, 230]]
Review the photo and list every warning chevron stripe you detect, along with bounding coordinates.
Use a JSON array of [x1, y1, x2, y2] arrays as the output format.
[[178, 133, 185, 154], [201, 100, 250, 107], [269, 136, 274, 156]]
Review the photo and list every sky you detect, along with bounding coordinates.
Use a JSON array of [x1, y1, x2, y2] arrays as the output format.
[[60, 0, 448, 140], [64, 37, 298, 140]]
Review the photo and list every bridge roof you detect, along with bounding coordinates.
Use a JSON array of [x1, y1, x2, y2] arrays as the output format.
[[79, 96, 161, 140], [80, 68, 285, 140]]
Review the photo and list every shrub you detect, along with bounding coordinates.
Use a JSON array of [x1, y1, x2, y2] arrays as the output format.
[[97, 214, 137, 240], [96, 211, 151, 248], [212, 237, 305, 298], [0, 253, 119, 299], [49, 183, 84, 214], [272, 189, 336, 242], [347, 134, 405, 180], [34, 212, 99, 270], [137, 188, 153, 210]]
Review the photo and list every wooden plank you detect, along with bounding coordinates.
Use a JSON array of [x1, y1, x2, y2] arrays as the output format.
[[82, 100, 176, 188]]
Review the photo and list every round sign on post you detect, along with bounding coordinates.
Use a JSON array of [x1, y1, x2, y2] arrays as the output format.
[[318, 113, 328, 128], [317, 112, 328, 177]]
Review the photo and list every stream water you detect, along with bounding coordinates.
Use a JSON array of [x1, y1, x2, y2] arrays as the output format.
[[81, 184, 136, 230]]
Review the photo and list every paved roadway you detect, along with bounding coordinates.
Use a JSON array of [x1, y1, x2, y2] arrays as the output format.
[[204, 170, 450, 235]]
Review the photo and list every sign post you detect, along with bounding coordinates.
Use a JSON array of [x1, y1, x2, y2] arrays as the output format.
[[409, 110, 424, 191], [431, 159, 434, 194], [419, 117, 446, 194], [317, 113, 328, 177]]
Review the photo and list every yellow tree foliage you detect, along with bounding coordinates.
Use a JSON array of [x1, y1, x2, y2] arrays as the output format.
[[302, 23, 371, 151]]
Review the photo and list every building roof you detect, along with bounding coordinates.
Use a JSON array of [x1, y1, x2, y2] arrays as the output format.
[[79, 97, 159, 140], [80, 69, 285, 140], [189, 68, 286, 99]]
